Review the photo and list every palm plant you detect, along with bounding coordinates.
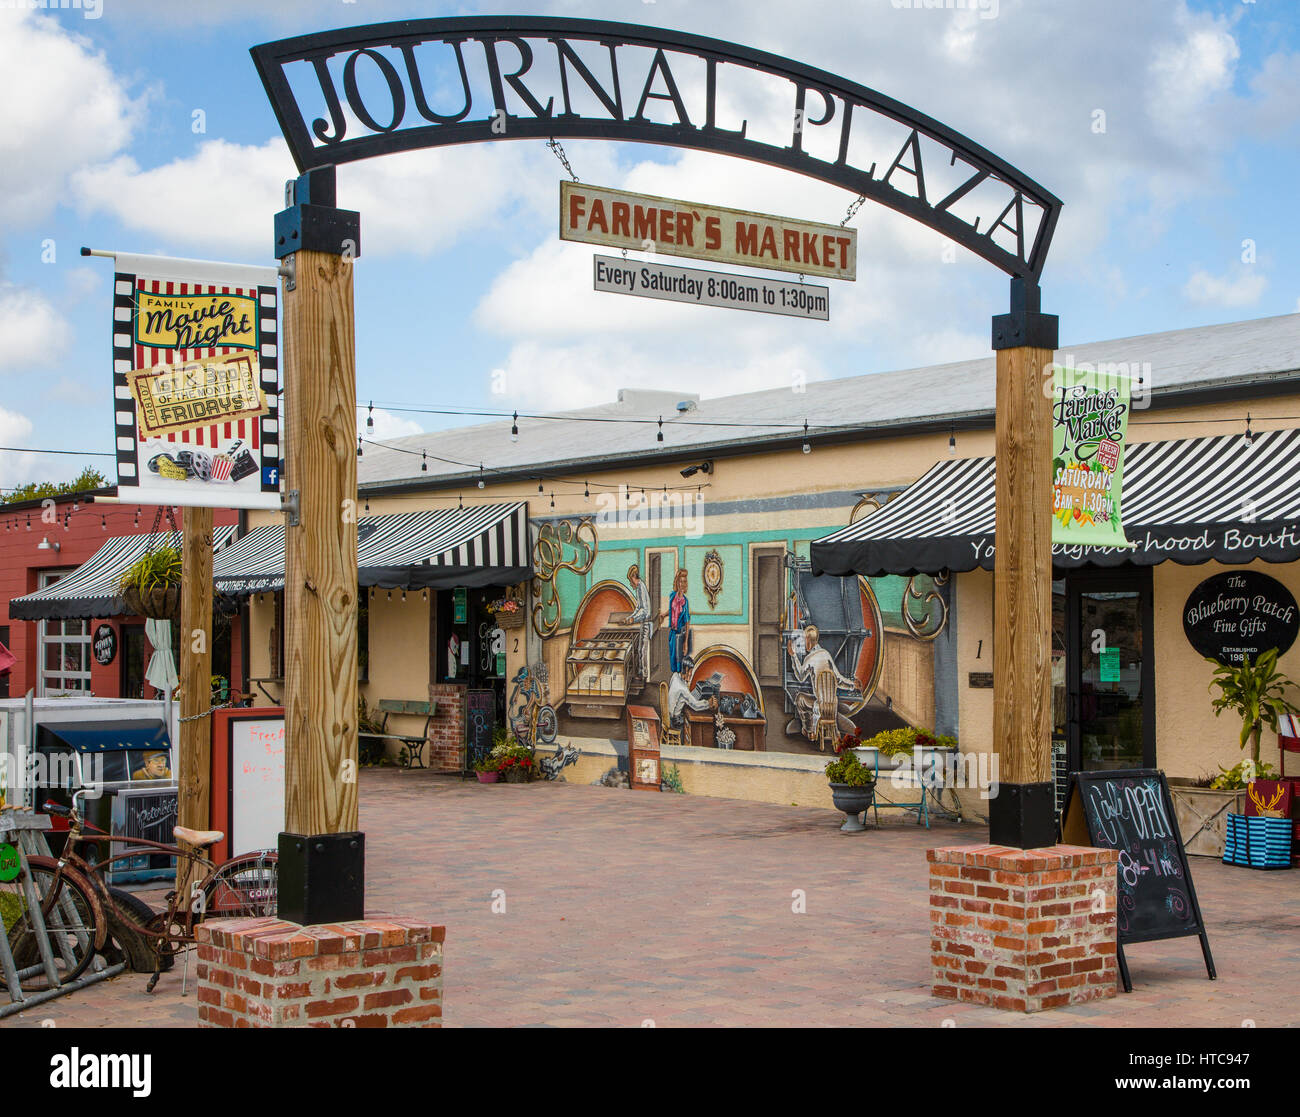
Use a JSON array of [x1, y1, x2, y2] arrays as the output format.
[[1207, 649, 1299, 766]]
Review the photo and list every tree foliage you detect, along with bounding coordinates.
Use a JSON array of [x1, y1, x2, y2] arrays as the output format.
[[0, 466, 108, 505]]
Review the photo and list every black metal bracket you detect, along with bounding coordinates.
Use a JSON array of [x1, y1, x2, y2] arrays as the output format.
[[992, 277, 1058, 350], [277, 831, 365, 926], [274, 165, 361, 260]]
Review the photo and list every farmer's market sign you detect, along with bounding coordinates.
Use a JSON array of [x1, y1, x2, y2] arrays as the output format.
[[592, 255, 830, 319], [565, 183, 856, 280], [1051, 365, 1134, 550], [1183, 571, 1299, 666]]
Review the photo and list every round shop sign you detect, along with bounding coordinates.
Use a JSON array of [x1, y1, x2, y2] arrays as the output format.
[[93, 624, 117, 666], [1183, 571, 1299, 666]]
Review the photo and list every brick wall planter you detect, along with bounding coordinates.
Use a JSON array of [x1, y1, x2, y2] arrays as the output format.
[[929, 843, 1119, 1013], [196, 916, 445, 1028]]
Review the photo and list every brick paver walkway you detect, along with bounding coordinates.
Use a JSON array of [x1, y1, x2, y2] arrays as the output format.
[[9, 769, 1299, 1027]]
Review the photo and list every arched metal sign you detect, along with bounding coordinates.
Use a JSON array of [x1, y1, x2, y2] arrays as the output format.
[[252, 16, 1061, 279]]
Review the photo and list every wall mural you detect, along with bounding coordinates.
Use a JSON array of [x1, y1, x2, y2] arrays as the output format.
[[530, 517, 598, 637], [535, 518, 947, 758]]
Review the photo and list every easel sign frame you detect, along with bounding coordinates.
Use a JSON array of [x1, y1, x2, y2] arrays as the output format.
[[1062, 767, 1215, 993]]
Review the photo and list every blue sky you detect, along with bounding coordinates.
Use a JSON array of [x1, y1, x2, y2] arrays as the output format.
[[1, 0, 1297, 491]]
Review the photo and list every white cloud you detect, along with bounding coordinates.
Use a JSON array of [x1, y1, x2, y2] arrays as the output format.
[[1183, 267, 1267, 308], [0, 284, 69, 371], [361, 407, 425, 442], [0, 406, 38, 490], [0, 9, 143, 225]]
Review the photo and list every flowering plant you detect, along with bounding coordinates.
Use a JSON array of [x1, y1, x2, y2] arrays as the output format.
[[834, 732, 862, 755], [489, 597, 521, 614]]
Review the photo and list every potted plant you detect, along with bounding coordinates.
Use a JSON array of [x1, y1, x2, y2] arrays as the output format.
[[489, 592, 525, 629], [119, 545, 182, 619], [474, 757, 502, 783], [853, 726, 958, 786], [825, 742, 876, 833], [1207, 649, 1298, 768], [488, 737, 536, 783]]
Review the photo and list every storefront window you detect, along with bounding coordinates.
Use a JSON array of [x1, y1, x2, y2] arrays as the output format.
[[38, 572, 91, 696]]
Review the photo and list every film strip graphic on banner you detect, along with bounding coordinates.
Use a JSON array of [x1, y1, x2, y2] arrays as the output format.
[[112, 266, 281, 509]]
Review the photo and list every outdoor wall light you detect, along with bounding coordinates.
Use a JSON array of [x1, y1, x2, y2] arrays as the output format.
[[37, 536, 60, 552], [679, 461, 713, 479]]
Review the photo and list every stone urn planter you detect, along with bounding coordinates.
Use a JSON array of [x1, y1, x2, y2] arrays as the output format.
[[1168, 780, 1247, 857], [829, 781, 876, 833]]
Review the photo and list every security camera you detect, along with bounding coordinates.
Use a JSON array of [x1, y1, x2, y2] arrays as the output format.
[[680, 461, 713, 478]]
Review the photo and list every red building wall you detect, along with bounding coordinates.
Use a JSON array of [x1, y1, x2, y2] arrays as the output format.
[[0, 491, 240, 699]]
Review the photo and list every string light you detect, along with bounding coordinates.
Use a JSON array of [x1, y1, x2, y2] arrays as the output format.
[[538, 481, 544, 493], [458, 493, 463, 510], [101, 515, 107, 531], [657, 416, 664, 443], [949, 426, 956, 456], [401, 590, 406, 602], [366, 402, 374, 431], [802, 420, 811, 454], [477, 464, 485, 489], [364, 496, 370, 513], [357, 436, 363, 458], [511, 412, 518, 442], [421, 589, 428, 601], [421, 451, 427, 472], [550, 491, 555, 509], [584, 481, 589, 500], [1245, 412, 1254, 447]]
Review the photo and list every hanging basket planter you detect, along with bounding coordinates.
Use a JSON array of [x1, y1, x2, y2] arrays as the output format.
[[122, 583, 181, 620], [493, 608, 525, 630]]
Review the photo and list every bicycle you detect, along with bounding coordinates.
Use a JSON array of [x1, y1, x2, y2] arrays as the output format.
[[508, 664, 557, 748], [1, 801, 277, 994]]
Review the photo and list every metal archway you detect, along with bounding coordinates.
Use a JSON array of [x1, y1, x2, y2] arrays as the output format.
[[252, 16, 1061, 280]]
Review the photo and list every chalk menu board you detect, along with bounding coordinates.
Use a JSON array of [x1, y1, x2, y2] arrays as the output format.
[[466, 689, 496, 771], [229, 715, 285, 858], [1062, 768, 1215, 991]]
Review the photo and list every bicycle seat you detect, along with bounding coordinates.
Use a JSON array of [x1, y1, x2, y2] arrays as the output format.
[[174, 826, 225, 847]]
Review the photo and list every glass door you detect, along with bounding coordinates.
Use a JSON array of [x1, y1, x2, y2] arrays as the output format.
[[1066, 569, 1154, 774]]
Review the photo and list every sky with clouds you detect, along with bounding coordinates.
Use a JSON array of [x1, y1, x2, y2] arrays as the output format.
[[0, 0, 1297, 491]]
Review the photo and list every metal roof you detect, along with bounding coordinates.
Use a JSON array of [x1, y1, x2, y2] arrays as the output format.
[[359, 312, 1300, 493]]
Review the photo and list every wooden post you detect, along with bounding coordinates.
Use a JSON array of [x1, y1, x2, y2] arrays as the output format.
[[282, 246, 359, 837], [176, 505, 213, 893], [989, 279, 1058, 848]]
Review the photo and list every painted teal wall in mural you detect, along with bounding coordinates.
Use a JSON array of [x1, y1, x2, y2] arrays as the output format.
[[538, 518, 922, 632]]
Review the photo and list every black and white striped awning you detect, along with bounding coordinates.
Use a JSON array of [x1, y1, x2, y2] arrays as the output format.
[[812, 428, 1300, 576], [214, 502, 532, 595], [10, 527, 236, 620]]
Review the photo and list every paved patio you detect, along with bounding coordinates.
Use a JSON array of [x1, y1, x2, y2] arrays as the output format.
[[9, 768, 1300, 1027]]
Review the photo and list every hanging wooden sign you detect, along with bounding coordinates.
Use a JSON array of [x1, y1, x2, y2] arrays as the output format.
[[564, 182, 856, 280]]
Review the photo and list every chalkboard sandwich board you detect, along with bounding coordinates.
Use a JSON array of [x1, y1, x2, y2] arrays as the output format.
[[1061, 768, 1215, 993]]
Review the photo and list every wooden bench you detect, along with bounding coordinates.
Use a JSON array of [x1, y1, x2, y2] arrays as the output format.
[[359, 699, 436, 769]]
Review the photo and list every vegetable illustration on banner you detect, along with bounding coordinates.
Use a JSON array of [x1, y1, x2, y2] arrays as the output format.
[[111, 253, 282, 510], [1051, 365, 1135, 550]]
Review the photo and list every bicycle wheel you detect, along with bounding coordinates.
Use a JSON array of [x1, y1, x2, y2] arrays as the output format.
[[535, 705, 558, 745], [201, 852, 278, 919], [1, 857, 99, 992]]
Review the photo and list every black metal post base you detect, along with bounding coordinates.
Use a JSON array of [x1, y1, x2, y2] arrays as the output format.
[[277, 831, 365, 926], [988, 782, 1056, 849]]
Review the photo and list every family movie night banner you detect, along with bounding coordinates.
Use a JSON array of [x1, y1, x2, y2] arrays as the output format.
[[1051, 365, 1134, 551], [112, 254, 281, 510]]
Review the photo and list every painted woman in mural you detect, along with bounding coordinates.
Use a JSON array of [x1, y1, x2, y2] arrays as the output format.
[[658, 567, 692, 674], [626, 564, 654, 683]]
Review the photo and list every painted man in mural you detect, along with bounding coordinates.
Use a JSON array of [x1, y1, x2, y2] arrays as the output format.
[[658, 567, 692, 674], [667, 653, 717, 735], [626, 564, 654, 684], [787, 624, 861, 738]]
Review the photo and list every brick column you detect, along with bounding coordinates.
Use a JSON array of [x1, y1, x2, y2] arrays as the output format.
[[426, 683, 466, 771], [197, 916, 444, 1027], [929, 844, 1118, 1013]]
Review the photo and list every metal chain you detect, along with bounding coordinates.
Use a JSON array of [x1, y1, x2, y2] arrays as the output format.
[[840, 194, 867, 227], [546, 138, 579, 182], [179, 699, 235, 723]]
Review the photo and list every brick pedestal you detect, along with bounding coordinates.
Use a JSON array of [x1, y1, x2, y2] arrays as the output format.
[[196, 916, 444, 1027], [427, 683, 466, 771], [929, 844, 1118, 1013]]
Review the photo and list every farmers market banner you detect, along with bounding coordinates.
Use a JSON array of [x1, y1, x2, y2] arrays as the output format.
[[111, 253, 281, 510], [1051, 365, 1135, 551]]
